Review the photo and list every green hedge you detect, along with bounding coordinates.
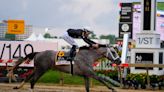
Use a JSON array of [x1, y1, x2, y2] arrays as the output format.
[[127, 73, 164, 84]]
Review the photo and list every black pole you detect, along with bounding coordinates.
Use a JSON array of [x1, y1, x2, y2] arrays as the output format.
[[70, 60, 73, 75]]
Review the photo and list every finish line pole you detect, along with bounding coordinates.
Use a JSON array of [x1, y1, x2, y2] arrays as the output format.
[[121, 33, 129, 64], [120, 33, 129, 86]]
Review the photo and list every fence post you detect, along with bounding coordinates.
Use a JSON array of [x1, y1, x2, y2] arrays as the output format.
[[146, 67, 150, 89], [59, 72, 64, 86], [118, 66, 123, 88], [90, 78, 93, 87]]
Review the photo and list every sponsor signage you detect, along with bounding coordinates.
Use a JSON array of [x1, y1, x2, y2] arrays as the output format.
[[7, 20, 25, 34], [0, 41, 58, 67], [119, 23, 132, 38], [135, 52, 153, 69], [120, 3, 133, 22], [119, 3, 133, 38], [0, 41, 58, 60], [135, 53, 153, 64]]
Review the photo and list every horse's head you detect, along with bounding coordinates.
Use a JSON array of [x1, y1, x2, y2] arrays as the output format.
[[95, 44, 121, 65]]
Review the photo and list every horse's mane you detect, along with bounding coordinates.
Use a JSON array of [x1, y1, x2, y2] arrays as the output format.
[[79, 46, 90, 50], [79, 44, 107, 50], [99, 44, 107, 47]]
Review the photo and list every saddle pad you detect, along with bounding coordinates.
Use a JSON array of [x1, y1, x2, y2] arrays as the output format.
[[55, 51, 74, 65], [56, 60, 74, 65]]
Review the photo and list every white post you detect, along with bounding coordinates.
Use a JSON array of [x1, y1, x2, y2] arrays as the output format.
[[119, 33, 129, 87], [121, 33, 129, 64]]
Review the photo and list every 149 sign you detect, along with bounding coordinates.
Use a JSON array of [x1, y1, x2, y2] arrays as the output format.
[[0, 41, 58, 60], [0, 43, 34, 59]]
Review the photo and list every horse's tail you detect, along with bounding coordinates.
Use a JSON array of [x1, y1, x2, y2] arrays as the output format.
[[14, 52, 39, 70], [24, 52, 39, 60], [7, 52, 39, 81]]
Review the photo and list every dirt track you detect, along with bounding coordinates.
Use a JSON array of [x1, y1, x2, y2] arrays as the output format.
[[0, 83, 163, 92]]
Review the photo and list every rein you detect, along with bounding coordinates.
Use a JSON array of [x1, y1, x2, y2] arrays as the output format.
[[94, 46, 119, 61], [94, 47, 110, 60]]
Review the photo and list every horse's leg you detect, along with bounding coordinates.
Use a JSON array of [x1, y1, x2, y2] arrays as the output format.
[[92, 75, 115, 92], [7, 57, 26, 81], [75, 57, 116, 91], [13, 71, 35, 89], [84, 76, 90, 92], [30, 68, 47, 89], [89, 73, 116, 92], [79, 66, 116, 91]]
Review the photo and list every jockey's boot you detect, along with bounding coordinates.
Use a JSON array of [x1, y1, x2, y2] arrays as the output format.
[[67, 45, 76, 61]]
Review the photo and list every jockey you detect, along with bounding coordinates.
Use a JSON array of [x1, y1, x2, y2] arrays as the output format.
[[62, 28, 99, 61]]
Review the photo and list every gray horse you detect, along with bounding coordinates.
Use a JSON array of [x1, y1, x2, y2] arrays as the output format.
[[8, 45, 121, 92]]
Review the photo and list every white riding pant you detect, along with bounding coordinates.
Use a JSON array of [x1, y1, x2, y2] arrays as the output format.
[[62, 32, 78, 47]]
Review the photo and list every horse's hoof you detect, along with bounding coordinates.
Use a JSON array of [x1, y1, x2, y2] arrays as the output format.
[[13, 86, 19, 89]]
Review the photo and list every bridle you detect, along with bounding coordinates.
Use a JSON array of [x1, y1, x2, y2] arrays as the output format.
[[94, 45, 120, 61]]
